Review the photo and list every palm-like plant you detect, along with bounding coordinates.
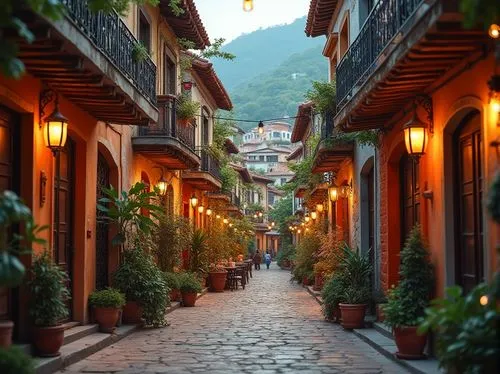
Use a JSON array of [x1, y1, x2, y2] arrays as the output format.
[[189, 229, 209, 274], [336, 244, 371, 304]]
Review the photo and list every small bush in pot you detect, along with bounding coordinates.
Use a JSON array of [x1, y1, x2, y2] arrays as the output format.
[[163, 272, 181, 302], [29, 250, 70, 357], [208, 264, 227, 293], [89, 288, 125, 333], [321, 271, 348, 322], [0, 345, 35, 374], [383, 224, 434, 359], [179, 273, 202, 307]]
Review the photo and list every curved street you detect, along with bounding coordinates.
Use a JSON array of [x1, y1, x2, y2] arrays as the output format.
[[57, 267, 406, 374]]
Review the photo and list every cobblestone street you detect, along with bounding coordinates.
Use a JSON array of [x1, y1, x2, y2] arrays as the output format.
[[58, 267, 407, 374]]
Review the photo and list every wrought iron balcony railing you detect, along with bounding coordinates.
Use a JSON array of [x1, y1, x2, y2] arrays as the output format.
[[138, 95, 195, 150], [336, 0, 423, 107], [319, 109, 335, 141], [198, 149, 222, 181], [62, 0, 156, 103]]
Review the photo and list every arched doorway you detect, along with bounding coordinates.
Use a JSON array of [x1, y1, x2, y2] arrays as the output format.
[[54, 137, 76, 319], [453, 110, 483, 293], [95, 152, 110, 290]]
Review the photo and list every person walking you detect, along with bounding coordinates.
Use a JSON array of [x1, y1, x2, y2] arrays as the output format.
[[264, 250, 272, 270], [253, 250, 261, 270]]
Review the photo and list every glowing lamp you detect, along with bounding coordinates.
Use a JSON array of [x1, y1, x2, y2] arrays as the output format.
[[257, 121, 264, 135], [258, 212, 263, 217], [301, 222, 305, 227], [156, 176, 168, 196], [403, 113, 428, 158], [253, 214, 258, 218], [267, 225, 272, 230], [479, 295, 489, 306], [216, 214, 221, 219], [243, 0, 253, 12], [223, 218, 229, 224], [190, 194, 198, 207], [198, 206, 204, 214], [304, 214, 310, 223], [489, 24, 499, 39], [288, 226, 293, 230], [491, 93, 500, 113], [311, 211, 317, 220], [297, 229, 301, 234], [328, 184, 338, 202], [229, 223, 233, 227], [316, 204, 324, 213], [206, 208, 212, 216], [44, 107, 68, 154]]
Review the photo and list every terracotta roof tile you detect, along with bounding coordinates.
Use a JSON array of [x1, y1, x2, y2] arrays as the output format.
[[305, 0, 339, 37], [291, 102, 314, 143]]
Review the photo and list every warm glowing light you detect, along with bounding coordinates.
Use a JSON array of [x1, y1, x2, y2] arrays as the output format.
[[190, 195, 198, 207], [305, 228, 309, 232], [316, 204, 324, 213], [328, 185, 338, 202], [257, 121, 264, 134], [223, 218, 229, 224], [301, 222, 305, 227], [311, 211, 317, 220], [288, 226, 293, 230], [304, 214, 310, 223], [253, 213, 258, 218], [403, 114, 428, 157], [297, 229, 301, 234], [216, 214, 221, 219], [229, 223, 233, 227], [156, 177, 168, 196], [491, 96, 500, 113], [198, 206, 204, 213], [268, 225, 272, 230], [480, 295, 489, 306], [489, 24, 500, 39], [44, 110, 68, 153], [258, 212, 263, 217], [206, 208, 212, 216], [243, 0, 253, 12], [271, 222, 275, 227]]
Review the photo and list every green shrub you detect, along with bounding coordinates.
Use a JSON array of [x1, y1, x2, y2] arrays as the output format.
[[337, 244, 371, 304], [292, 234, 320, 282], [89, 288, 125, 309], [0, 345, 35, 374], [321, 271, 348, 318], [383, 225, 434, 328], [163, 272, 180, 290], [276, 244, 295, 268], [179, 272, 202, 294], [176, 95, 201, 120], [29, 251, 70, 326], [113, 248, 169, 327]]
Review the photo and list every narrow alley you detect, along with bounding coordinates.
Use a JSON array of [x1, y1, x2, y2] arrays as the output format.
[[57, 268, 405, 374]]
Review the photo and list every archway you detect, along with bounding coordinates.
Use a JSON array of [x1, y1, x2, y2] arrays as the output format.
[[360, 157, 376, 293]]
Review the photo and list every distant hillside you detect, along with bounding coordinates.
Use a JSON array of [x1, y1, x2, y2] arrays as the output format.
[[213, 16, 324, 90], [230, 44, 328, 131]]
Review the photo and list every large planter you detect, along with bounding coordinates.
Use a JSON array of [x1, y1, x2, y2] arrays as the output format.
[[94, 307, 120, 333], [313, 274, 324, 291], [122, 301, 143, 324], [209, 272, 227, 293], [394, 326, 427, 359], [302, 276, 310, 286], [181, 292, 197, 307], [169, 289, 181, 302], [32, 324, 65, 357], [0, 320, 14, 348], [339, 303, 367, 329]]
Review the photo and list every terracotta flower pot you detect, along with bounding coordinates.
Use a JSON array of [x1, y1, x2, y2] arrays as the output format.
[[339, 303, 367, 329], [32, 324, 65, 357], [313, 274, 324, 291], [122, 301, 143, 324], [209, 272, 227, 292], [394, 326, 427, 359], [169, 289, 180, 302], [0, 320, 14, 348], [181, 292, 197, 307], [302, 276, 310, 286], [94, 307, 120, 333]]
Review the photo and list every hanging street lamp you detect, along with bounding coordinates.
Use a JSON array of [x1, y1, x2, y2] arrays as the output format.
[[328, 182, 339, 202], [40, 90, 69, 155], [403, 113, 428, 158], [257, 121, 264, 135], [243, 0, 254, 12]]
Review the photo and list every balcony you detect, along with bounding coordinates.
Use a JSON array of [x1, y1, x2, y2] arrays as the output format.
[[334, 0, 490, 131], [17, 0, 158, 124], [182, 149, 222, 191], [133, 95, 200, 169], [312, 111, 354, 173]]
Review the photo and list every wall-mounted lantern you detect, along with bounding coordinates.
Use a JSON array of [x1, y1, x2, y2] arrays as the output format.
[[198, 205, 204, 214], [190, 194, 198, 207], [223, 218, 229, 224], [403, 95, 433, 159], [40, 88, 68, 155], [328, 183, 339, 202], [311, 211, 317, 220], [206, 208, 212, 216], [316, 203, 324, 213]]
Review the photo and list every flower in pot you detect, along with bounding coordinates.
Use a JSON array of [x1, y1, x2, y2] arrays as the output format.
[[29, 251, 70, 357], [176, 95, 200, 126], [179, 273, 202, 307], [336, 244, 371, 329], [163, 272, 181, 302], [208, 264, 227, 293], [0, 345, 35, 374], [383, 225, 434, 359], [0, 191, 47, 348], [88, 288, 125, 333]]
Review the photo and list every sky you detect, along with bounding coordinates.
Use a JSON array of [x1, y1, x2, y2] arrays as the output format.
[[195, 0, 311, 43]]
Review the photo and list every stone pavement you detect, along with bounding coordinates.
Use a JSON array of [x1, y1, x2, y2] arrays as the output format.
[[57, 265, 408, 374]]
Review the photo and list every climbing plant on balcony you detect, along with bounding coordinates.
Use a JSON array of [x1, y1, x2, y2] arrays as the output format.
[[305, 80, 337, 118]]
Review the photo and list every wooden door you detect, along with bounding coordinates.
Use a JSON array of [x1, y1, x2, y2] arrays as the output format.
[[400, 154, 420, 246], [95, 152, 110, 290], [0, 105, 20, 323], [455, 112, 483, 294], [54, 138, 75, 320]]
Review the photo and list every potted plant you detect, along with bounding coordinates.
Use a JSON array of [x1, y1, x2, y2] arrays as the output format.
[[321, 271, 348, 322], [179, 273, 202, 307], [88, 288, 125, 333], [383, 225, 434, 359], [176, 94, 200, 126], [29, 251, 70, 357], [208, 264, 227, 293], [0, 345, 35, 374], [163, 272, 181, 302], [113, 247, 169, 327], [0, 191, 46, 347], [337, 244, 371, 329], [189, 229, 209, 281]]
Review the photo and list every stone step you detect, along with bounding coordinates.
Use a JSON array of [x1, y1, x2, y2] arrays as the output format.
[[352, 328, 441, 374], [373, 321, 393, 339], [63, 324, 99, 346]]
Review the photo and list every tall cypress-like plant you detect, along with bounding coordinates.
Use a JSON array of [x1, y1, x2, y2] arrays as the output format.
[[384, 225, 434, 327]]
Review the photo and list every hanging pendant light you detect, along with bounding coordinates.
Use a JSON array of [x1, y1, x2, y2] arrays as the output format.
[[190, 194, 198, 207], [43, 100, 68, 154], [243, 0, 253, 12], [257, 121, 264, 135], [328, 182, 339, 202]]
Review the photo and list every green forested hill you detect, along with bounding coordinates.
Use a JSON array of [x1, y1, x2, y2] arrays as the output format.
[[230, 45, 327, 130]]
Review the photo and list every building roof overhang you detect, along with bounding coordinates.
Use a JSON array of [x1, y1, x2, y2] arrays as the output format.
[[286, 145, 304, 161], [305, 0, 340, 37], [291, 102, 314, 143], [224, 138, 239, 154]]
